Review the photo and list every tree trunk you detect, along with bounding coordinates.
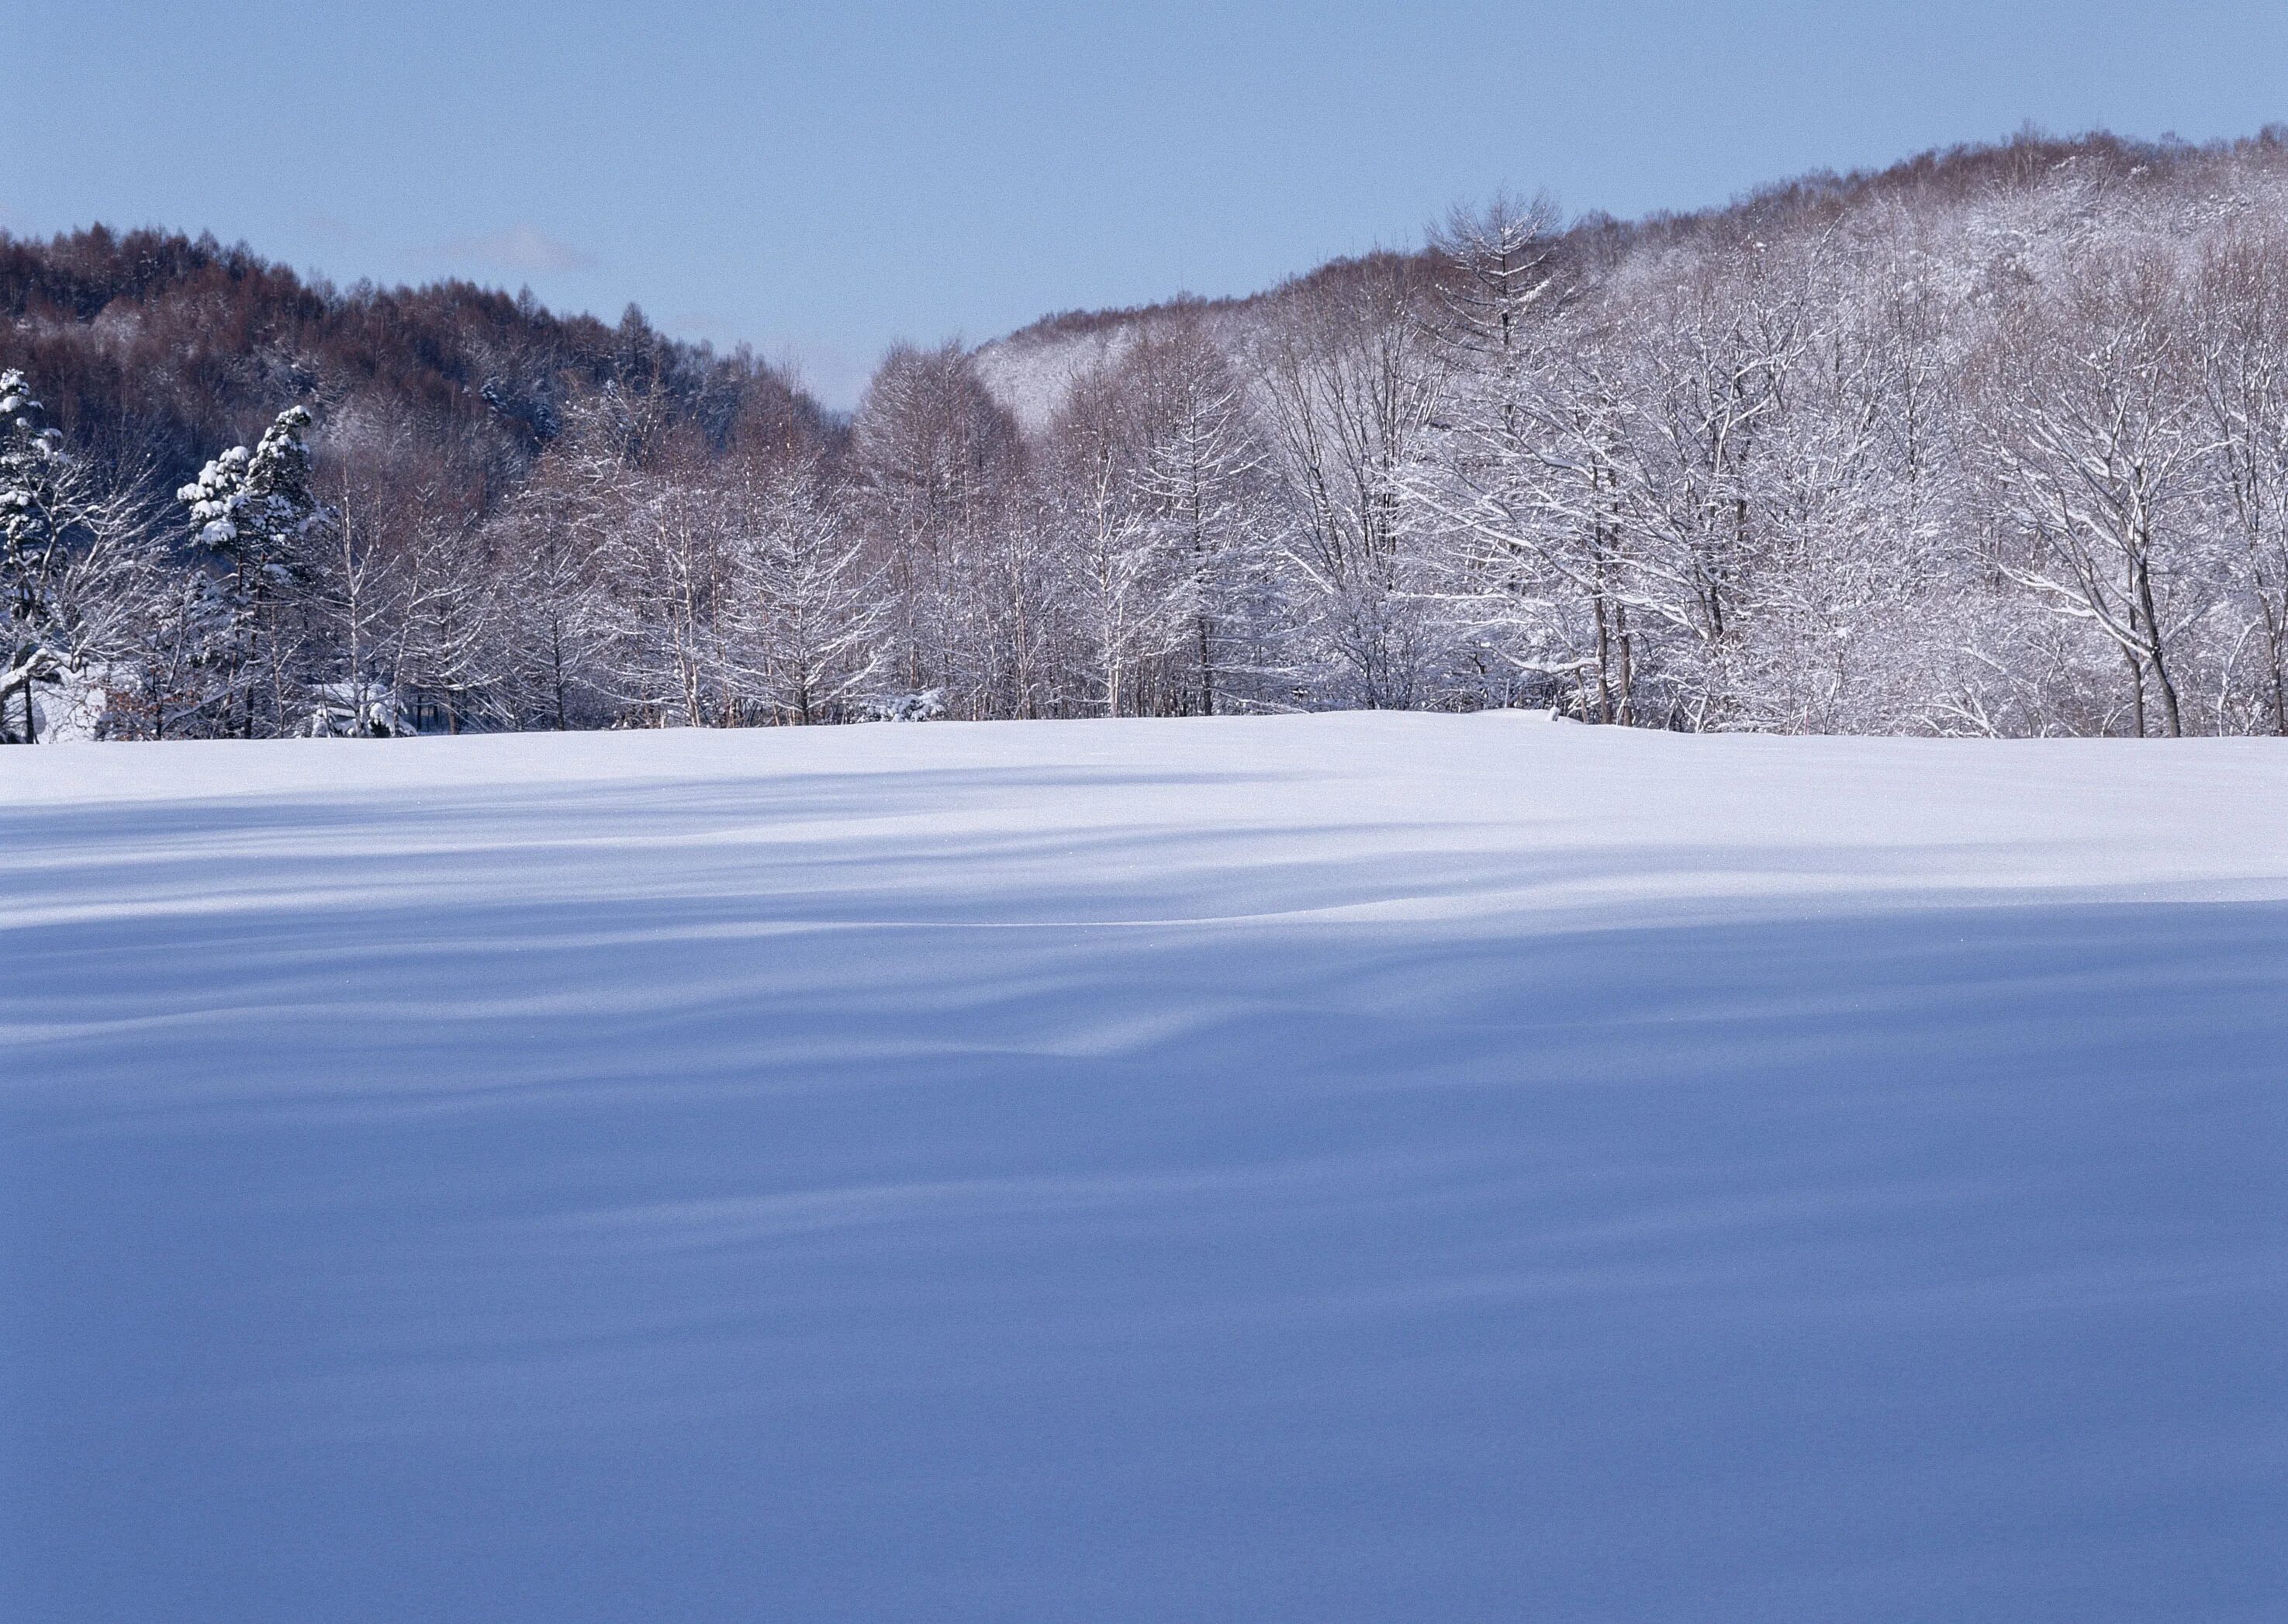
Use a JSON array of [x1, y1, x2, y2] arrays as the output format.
[[2134, 561, 2184, 737], [1197, 611, 1215, 717], [1614, 600, 1635, 724], [2267, 600, 2288, 736], [1592, 593, 1616, 724]]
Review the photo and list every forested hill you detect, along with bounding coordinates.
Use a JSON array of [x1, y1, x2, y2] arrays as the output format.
[[13, 128, 2288, 743], [977, 127, 2288, 426], [0, 226, 831, 509], [10, 132, 2274, 503]]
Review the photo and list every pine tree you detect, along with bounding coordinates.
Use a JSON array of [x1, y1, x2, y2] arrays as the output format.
[[1, 371, 72, 741], [179, 405, 328, 735]]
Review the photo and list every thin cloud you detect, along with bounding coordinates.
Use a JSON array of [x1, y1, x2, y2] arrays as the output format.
[[436, 223, 598, 275]]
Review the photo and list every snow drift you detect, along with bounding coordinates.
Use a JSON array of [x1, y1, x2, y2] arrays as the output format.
[[5, 713, 2284, 1622]]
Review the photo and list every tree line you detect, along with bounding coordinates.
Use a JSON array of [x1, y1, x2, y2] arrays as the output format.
[[9, 129, 2288, 741]]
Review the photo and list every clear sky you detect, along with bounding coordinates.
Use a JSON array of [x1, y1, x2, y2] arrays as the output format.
[[9, 1, 2286, 407]]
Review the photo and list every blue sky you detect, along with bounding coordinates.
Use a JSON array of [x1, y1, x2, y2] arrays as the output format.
[[10, 1, 2286, 406]]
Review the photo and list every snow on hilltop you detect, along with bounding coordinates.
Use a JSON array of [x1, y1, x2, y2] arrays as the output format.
[[7, 714, 2286, 1623], [970, 295, 1255, 433]]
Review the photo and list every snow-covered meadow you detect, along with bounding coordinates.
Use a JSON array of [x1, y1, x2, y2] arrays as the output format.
[[5, 713, 2285, 1622]]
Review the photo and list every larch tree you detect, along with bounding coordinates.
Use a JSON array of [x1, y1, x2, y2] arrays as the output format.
[[1127, 317, 1276, 714], [733, 462, 884, 724]]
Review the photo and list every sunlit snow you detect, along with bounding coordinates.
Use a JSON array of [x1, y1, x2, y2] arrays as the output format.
[[5, 713, 2284, 1622]]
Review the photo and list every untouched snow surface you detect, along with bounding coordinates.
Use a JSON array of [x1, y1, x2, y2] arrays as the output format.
[[5, 713, 2286, 1623]]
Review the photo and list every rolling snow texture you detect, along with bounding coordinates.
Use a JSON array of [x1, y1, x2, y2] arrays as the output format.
[[5, 713, 2285, 1622]]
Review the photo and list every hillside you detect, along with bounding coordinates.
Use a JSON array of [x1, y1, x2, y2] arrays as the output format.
[[0, 226, 831, 505], [8, 714, 2286, 1622], [16, 131, 2276, 485], [13, 129, 2288, 742], [973, 127, 2288, 427]]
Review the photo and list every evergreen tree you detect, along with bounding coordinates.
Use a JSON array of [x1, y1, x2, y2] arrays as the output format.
[[179, 405, 327, 734], [1, 370, 72, 741]]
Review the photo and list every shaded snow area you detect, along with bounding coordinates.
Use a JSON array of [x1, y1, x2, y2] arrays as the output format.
[[5, 713, 2286, 1623]]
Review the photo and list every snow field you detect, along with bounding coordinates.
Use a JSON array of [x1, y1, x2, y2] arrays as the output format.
[[5, 713, 2285, 1622]]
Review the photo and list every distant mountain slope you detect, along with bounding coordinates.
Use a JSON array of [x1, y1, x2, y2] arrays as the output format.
[[971, 127, 2288, 430], [0, 226, 831, 505]]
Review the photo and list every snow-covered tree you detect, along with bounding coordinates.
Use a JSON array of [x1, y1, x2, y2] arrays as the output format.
[[1127, 319, 1278, 714], [851, 344, 1025, 713], [2193, 226, 2288, 734], [486, 427, 618, 731], [1, 370, 72, 741], [0, 372, 177, 741], [1041, 368, 1175, 717], [178, 405, 330, 736], [733, 464, 883, 724], [1256, 258, 1453, 708], [1975, 250, 2208, 738]]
